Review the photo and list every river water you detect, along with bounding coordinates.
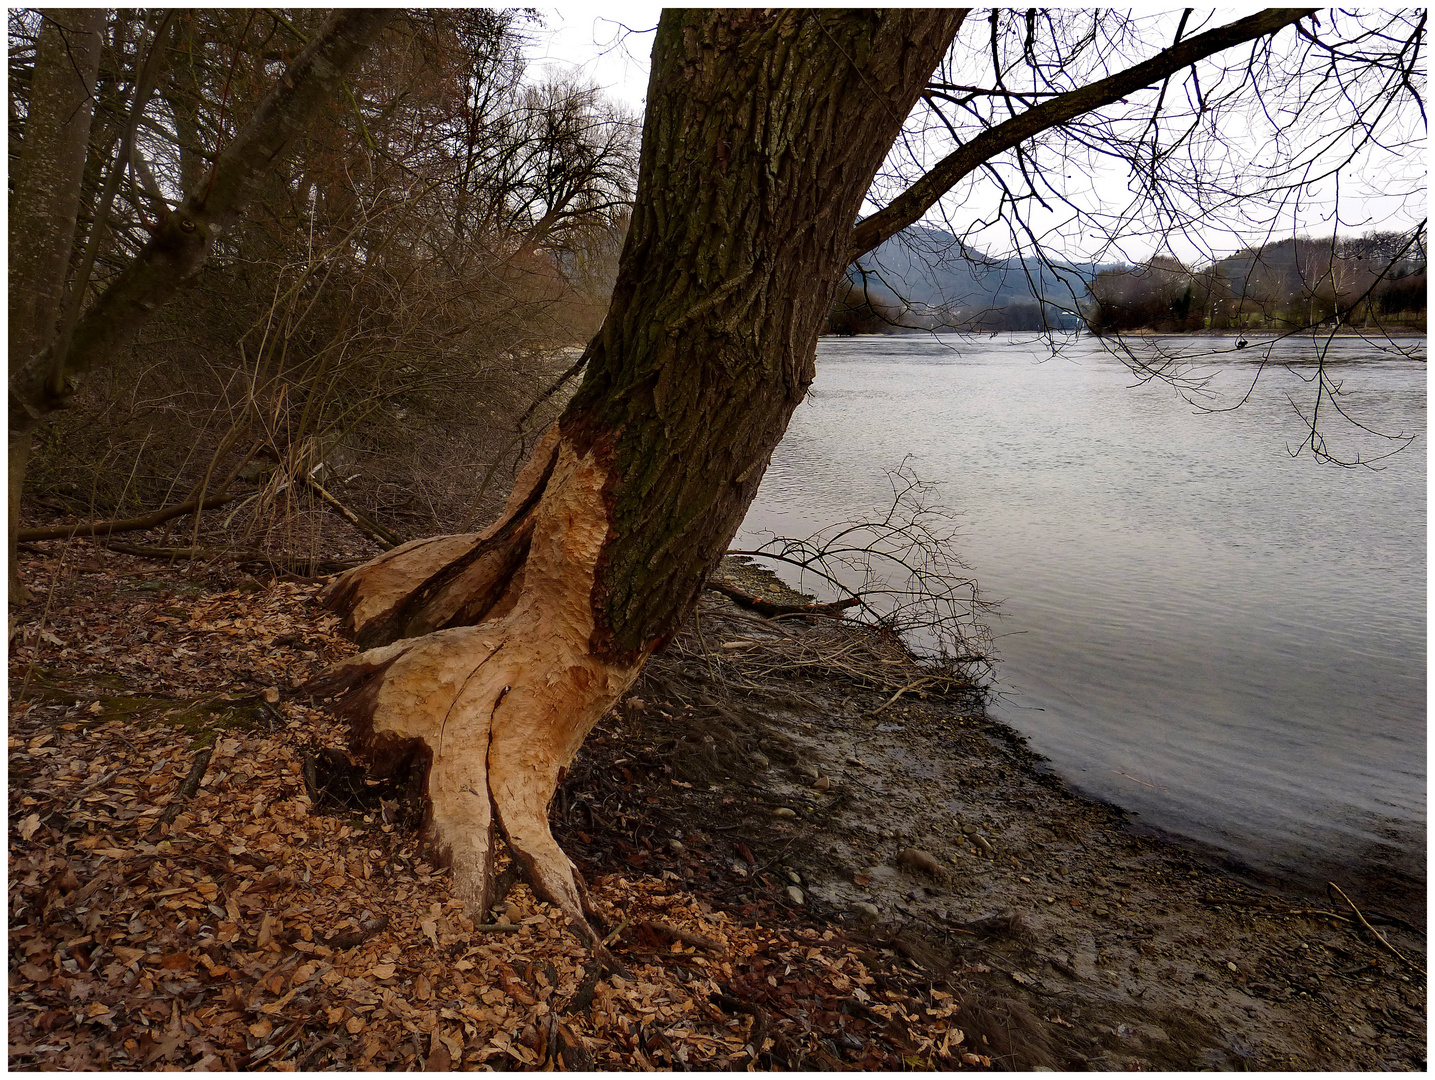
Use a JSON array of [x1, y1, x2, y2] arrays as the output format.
[[737, 333, 1426, 906]]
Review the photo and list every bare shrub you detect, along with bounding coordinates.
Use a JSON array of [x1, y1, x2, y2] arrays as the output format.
[[730, 464, 995, 683]]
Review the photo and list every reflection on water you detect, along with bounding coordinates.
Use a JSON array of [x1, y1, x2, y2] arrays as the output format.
[[739, 333, 1426, 908]]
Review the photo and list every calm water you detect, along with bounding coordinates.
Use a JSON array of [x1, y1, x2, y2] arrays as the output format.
[[738, 333, 1426, 904]]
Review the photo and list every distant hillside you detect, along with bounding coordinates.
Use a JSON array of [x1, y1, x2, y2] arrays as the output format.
[[828, 226, 1111, 334], [829, 226, 1426, 336]]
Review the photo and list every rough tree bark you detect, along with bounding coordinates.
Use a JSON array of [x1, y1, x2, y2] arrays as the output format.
[[7, 8, 393, 602], [8, 9, 105, 603], [310, 10, 970, 951], [309, 9, 1318, 952]]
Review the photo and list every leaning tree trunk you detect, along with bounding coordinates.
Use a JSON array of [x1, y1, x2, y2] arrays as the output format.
[[7, 9, 392, 603], [8, 9, 105, 603], [308, 10, 968, 952]]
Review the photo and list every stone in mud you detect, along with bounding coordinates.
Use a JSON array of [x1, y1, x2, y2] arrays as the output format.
[[861, 865, 900, 883], [773, 807, 797, 818], [751, 753, 770, 768], [851, 901, 880, 923], [813, 776, 831, 790], [897, 847, 945, 877], [786, 886, 805, 905]]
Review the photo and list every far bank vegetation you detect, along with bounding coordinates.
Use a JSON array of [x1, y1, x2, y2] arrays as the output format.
[[1085, 232, 1427, 336]]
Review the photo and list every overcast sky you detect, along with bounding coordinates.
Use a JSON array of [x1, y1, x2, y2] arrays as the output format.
[[521, 9, 1426, 266], [522, 6, 661, 114]]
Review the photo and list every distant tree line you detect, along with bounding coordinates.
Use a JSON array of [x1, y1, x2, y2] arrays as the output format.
[[1085, 232, 1426, 335]]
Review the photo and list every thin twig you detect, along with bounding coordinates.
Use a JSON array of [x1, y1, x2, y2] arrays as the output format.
[[692, 607, 716, 680], [1326, 882, 1424, 975], [872, 676, 935, 714], [148, 745, 215, 835]]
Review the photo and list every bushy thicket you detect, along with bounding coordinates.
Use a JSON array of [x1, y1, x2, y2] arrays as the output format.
[[15, 10, 636, 551]]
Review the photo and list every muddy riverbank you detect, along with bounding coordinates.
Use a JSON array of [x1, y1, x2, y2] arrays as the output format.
[[8, 542, 1426, 1069], [580, 558, 1428, 1069]]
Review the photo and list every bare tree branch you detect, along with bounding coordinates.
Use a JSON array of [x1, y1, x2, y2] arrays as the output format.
[[852, 9, 1316, 257]]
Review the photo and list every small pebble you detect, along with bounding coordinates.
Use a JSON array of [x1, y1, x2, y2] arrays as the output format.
[[851, 901, 880, 923], [786, 870, 801, 886], [897, 848, 944, 876], [773, 807, 797, 818], [962, 823, 978, 835], [668, 839, 685, 854], [813, 776, 830, 791], [786, 886, 805, 905], [751, 753, 770, 768]]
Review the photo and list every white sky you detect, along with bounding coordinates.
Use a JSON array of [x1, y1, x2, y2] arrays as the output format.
[[521, 9, 1426, 266], [522, 7, 661, 115]]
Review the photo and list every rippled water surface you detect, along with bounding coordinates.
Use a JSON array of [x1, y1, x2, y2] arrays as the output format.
[[738, 333, 1426, 898]]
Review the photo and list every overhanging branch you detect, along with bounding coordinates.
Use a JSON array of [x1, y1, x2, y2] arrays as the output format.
[[851, 8, 1316, 258]]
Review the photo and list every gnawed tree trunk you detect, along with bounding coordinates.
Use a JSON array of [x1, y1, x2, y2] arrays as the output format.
[[309, 10, 969, 951], [312, 6, 1318, 954]]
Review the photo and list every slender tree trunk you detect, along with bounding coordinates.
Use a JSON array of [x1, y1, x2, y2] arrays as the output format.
[[8, 9, 105, 604], [310, 10, 969, 951]]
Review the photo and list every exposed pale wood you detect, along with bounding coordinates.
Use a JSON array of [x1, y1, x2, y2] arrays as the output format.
[[322, 427, 561, 643], [311, 436, 644, 949]]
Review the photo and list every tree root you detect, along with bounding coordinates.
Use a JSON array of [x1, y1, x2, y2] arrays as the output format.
[[320, 427, 560, 646], [306, 435, 644, 957]]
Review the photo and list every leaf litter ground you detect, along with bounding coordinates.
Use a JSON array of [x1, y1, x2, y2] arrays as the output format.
[[9, 539, 1426, 1070]]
